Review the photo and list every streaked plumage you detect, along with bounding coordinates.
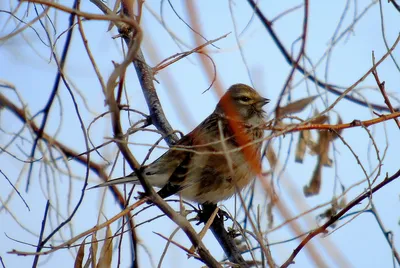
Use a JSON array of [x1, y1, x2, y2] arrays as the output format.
[[92, 84, 269, 204]]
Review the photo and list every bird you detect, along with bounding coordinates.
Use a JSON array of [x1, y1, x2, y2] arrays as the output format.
[[91, 84, 269, 204]]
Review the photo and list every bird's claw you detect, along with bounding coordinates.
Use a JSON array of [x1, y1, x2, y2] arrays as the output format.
[[135, 191, 153, 204], [217, 209, 230, 221], [196, 206, 229, 225]]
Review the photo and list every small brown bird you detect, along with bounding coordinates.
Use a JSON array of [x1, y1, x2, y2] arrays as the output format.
[[92, 84, 269, 204]]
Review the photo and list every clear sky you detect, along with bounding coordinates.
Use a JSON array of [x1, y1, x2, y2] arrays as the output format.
[[1, 0, 400, 267]]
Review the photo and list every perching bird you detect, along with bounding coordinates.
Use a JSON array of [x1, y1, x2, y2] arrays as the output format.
[[92, 84, 269, 204]]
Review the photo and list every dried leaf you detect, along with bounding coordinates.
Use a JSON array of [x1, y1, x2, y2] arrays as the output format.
[[310, 115, 329, 124], [304, 162, 322, 197], [295, 130, 310, 163], [90, 233, 98, 268], [278, 96, 317, 117], [320, 132, 333, 167], [74, 239, 86, 268], [310, 131, 332, 167], [97, 226, 113, 268]]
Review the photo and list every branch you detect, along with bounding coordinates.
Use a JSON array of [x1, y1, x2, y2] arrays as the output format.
[[370, 203, 400, 265], [100, 2, 220, 266], [131, 49, 179, 145], [9, 199, 147, 256], [246, 0, 398, 112], [0, 92, 137, 256], [371, 53, 400, 129], [276, 0, 309, 115], [269, 111, 400, 132], [202, 204, 250, 268], [26, 0, 78, 192], [281, 169, 400, 268], [32, 200, 50, 267], [90, 0, 179, 146]]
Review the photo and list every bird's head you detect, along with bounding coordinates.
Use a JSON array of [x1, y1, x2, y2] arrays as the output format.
[[216, 84, 270, 124]]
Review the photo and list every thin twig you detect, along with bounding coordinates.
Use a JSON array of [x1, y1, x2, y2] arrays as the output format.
[[32, 200, 50, 267], [280, 169, 400, 268], [152, 33, 229, 74], [370, 203, 400, 266], [25, 0, 79, 192], [0, 93, 138, 257], [246, 0, 397, 112], [9, 199, 148, 256], [269, 111, 400, 132], [0, 170, 30, 211], [371, 52, 400, 129]]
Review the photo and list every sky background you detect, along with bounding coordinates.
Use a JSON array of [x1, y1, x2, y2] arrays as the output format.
[[1, 0, 400, 267]]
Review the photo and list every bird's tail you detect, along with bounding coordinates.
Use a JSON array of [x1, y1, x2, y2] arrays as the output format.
[[88, 173, 139, 189]]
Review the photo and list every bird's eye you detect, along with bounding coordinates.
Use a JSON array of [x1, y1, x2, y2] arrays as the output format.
[[240, 96, 251, 102]]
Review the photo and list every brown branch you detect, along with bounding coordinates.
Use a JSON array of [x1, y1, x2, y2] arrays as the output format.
[[131, 49, 179, 145], [281, 169, 400, 268], [22, 0, 139, 30], [270, 111, 400, 132], [152, 33, 230, 74], [371, 54, 400, 129], [9, 199, 148, 256]]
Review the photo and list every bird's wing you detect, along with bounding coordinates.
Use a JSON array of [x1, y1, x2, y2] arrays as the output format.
[[147, 134, 194, 187], [155, 150, 193, 199], [87, 171, 137, 189], [88, 133, 194, 190]]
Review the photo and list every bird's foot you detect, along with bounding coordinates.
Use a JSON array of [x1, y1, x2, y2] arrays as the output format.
[[217, 209, 230, 220], [135, 191, 153, 204], [196, 203, 229, 225]]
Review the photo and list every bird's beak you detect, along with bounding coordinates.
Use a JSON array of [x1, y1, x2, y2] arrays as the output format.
[[256, 97, 270, 109], [261, 98, 270, 106]]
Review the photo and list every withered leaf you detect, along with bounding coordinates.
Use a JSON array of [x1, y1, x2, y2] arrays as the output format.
[[295, 130, 310, 163], [310, 131, 332, 167], [89, 232, 98, 268], [97, 226, 113, 268], [74, 239, 86, 268], [319, 131, 333, 167], [304, 162, 322, 197], [278, 96, 317, 117], [310, 115, 329, 124]]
